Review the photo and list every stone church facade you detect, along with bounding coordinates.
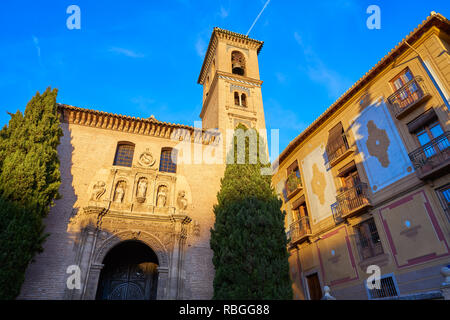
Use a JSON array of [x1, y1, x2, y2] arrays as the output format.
[[19, 28, 267, 300]]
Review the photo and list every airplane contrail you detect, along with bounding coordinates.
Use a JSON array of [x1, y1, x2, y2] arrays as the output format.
[[246, 0, 271, 36]]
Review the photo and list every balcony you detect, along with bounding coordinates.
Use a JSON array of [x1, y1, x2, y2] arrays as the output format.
[[326, 133, 354, 167], [289, 216, 312, 246], [387, 76, 431, 119], [332, 183, 371, 220], [408, 131, 450, 180], [285, 171, 302, 199]]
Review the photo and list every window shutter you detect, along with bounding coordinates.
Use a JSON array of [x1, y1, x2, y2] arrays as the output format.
[[407, 108, 437, 133]]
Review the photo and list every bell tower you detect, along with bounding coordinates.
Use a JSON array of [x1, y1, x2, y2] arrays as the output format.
[[197, 28, 267, 133]]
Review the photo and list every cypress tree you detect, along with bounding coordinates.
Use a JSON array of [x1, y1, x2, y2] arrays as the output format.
[[210, 124, 292, 299], [0, 87, 62, 299]]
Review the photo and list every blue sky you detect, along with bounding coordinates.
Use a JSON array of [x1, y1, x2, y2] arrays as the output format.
[[0, 0, 448, 158]]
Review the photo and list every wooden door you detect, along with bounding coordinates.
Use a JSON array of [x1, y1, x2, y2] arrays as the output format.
[[306, 273, 322, 300]]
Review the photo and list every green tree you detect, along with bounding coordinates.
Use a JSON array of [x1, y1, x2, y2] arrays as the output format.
[[210, 124, 292, 299], [0, 87, 62, 299]]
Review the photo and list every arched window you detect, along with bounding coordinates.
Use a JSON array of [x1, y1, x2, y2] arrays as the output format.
[[113, 142, 135, 167], [241, 93, 247, 107], [234, 92, 240, 105], [233, 92, 247, 107], [231, 51, 245, 76], [159, 148, 177, 173]]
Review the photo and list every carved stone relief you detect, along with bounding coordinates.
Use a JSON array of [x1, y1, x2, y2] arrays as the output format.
[[138, 148, 156, 167], [177, 191, 188, 211], [90, 181, 106, 201]]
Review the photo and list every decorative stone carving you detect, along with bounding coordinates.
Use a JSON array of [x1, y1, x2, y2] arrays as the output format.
[[177, 191, 188, 211], [136, 178, 148, 203], [138, 148, 156, 167], [193, 220, 200, 237], [156, 185, 168, 208], [114, 181, 126, 203], [90, 181, 106, 201]]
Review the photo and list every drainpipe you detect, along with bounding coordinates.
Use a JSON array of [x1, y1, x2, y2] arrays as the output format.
[[405, 40, 450, 109]]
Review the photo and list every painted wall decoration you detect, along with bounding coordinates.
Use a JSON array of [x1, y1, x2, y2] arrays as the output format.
[[301, 144, 337, 223], [378, 190, 449, 268], [350, 99, 413, 192]]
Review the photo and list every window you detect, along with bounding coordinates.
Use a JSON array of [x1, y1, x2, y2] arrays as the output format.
[[113, 142, 135, 167], [389, 68, 423, 111], [231, 51, 245, 76], [437, 185, 450, 222], [234, 92, 240, 105], [391, 68, 414, 93], [326, 122, 349, 165], [159, 148, 177, 173], [241, 93, 247, 107], [414, 120, 448, 158], [355, 218, 383, 260], [367, 275, 399, 299], [285, 160, 301, 196], [233, 92, 247, 107]]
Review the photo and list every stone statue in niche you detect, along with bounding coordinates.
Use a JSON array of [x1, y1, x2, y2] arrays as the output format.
[[90, 181, 106, 201], [136, 178, 148, 203], [156, 185, 168, 208], [177, 191, 188, 211], [114, 181, 126, 203]]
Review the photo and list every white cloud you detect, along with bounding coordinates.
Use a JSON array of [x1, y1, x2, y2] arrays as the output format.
[[293, 31, 350, 98], [275, 72, 286, 83], [32, 35, 41, 57], [195, 37, 207, 58], [109, 47, 145, 58], [219, 6, 229, 18]]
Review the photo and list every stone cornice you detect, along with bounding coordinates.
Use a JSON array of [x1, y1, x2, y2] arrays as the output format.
[[58, 104, 220, 145]]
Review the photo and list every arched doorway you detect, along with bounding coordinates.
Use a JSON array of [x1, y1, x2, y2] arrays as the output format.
[[95, 240, 158, 300]]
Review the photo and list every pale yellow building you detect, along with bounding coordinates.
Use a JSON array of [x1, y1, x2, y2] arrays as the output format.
[[273, 12, 450, 300]]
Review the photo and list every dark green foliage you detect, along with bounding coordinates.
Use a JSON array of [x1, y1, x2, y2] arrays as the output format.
[[210, 124, 292, 299], [0, 87, 62, 299]]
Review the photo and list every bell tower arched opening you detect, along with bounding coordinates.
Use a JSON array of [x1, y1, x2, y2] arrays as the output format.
[[231, 50, 246, 76]]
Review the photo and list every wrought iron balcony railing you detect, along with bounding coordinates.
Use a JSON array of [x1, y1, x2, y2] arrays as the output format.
[[285, 171, 302, 198], [333, 183, 371, 219], [326, 133, 352, 166], [408, 131, 450, 179], [387, 76, 430, 118], [289, 216, 312, 245]]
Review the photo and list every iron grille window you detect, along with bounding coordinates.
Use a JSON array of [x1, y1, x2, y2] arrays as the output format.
[[113, 142, 135, 167], [159, 148, 177, 173], [368, 275, 399, 299], [355, 218, 383, 260]]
